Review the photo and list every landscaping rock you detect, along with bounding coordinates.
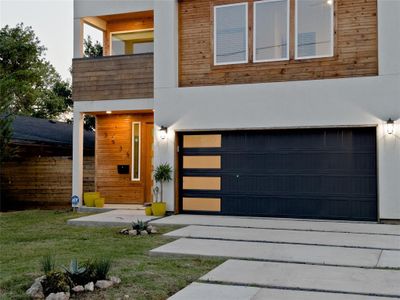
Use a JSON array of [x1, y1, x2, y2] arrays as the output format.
[[119, 228, 129, 234], [84, 282, 94, 292], [26, 276, 45, 299], [72, 285, 84, 293], [128, 230, 137, 236], [110, 276, 121, 285], [150, 228, 158, 234], [124, 295, 130, 299], [45, 292, 70, 300], [140, 230, 148, 235], [95, 280, 113, 289], [146, 225, 153, 233]]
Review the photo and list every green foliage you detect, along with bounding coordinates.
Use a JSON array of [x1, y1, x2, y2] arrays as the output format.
[[132, 219, 148, 232], [40, 255, 56, 274], [93, 258, 112, 281], [42, 271, 70, 296], [0, 23, 72, 119], [0, 112, 15, 162], [154, 163, 173, 203], [84, 36, 103, 58], [63, 259, 93, 286]]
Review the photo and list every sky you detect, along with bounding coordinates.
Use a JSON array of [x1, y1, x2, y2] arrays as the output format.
[[0, 0, 74, 80]]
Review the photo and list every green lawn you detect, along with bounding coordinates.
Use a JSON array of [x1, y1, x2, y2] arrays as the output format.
[[0, 210, 223, 299]]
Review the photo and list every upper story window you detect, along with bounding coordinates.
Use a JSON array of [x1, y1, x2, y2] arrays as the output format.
[[214, 3, 248, 65], [213, 0, 334, 66], [254, 0, 289, 62], [295, 0, 334, 59], [111, 29, 154, 56]]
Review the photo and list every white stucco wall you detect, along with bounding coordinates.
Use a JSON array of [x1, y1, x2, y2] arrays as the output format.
[[154, 0, 400, 219]]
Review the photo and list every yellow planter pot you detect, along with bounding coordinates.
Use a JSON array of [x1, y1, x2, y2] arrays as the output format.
[[151, 202, 167, 216], [144, 206, 153, 216], [84, 192, 100, 207], [95, 197, 105, 208]]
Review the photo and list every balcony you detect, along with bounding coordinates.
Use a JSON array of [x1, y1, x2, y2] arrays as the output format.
[[72, 53, 153, 101], [72, 10, 154, 101]]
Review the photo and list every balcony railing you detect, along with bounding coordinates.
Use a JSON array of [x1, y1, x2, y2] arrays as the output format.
[[72, 53, 153, 101]]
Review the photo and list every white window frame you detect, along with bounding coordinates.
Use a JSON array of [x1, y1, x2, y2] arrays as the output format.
[[295, 0, 334, 60], [214, 2, 249, 66], [131, 122, 141, 181], [253, 0, 290, 63], [110, 28, 154, 56]]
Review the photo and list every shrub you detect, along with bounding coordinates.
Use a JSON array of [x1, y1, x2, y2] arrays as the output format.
[[42, 271, 70, 295], [93, 258, 112, 281], [63, 259, 93, 286], [132, 219, 148, 232], [40, 255, 56, 274]]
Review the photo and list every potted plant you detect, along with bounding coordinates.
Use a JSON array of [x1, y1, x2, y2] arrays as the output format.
[[152, 163, 173, 216]]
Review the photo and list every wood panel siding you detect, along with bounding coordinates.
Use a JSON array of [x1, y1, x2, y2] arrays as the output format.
[[178, 0, 378, 87], [103, 15, 153, 56], [95, 113, 154, 204], [0, 156, 94, 209], [72, 54, 153, 101]]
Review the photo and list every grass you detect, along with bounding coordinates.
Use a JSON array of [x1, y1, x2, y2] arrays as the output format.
[[0, 210, 224, 299]]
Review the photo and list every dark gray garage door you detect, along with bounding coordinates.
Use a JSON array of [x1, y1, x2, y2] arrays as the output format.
[[179, 128, 377, 221]]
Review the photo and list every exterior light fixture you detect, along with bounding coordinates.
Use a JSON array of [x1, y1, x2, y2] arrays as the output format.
[[106, 110, 112, 114], [159, 126, 168, 140], [386, 118, 395, 135]]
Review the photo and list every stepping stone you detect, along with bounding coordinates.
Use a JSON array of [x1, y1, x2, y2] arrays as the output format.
[[168, 282, 392, 300], [165, 225, 400, 250], [151, 215, 400, 235], [150, 238, 382, 268], [200, 260, 400, 297]]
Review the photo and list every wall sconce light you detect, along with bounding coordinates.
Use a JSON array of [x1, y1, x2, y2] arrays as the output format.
[[386, 118, 395, 135], [106, 110, 112, 114], [159, 126, 168, 140]]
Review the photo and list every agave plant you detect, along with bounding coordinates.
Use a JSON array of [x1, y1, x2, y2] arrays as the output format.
[[93, 258, 112, 281], [63, 259, 93, 285], [132, 219, 148, 232]]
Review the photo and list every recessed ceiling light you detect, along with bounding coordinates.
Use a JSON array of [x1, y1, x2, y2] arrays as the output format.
[[106, 111, 112, 114]]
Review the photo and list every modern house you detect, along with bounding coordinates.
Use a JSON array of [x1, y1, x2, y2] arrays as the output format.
[[72, 0, 399, 222], [0, 116, 94, 210]]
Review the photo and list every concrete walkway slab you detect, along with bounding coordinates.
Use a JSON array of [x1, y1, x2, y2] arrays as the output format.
[[168, 283, 259, 300], [151, 215, 400, 235], [200, 260, 400, 297], [377, 250, 400, 268], [168, 283, 391, 300], [150, 238, 383, 268], [165, 225, 400, 250], [67, 209, 158, 227]]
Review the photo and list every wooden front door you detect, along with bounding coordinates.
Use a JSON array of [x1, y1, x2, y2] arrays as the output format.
[[95, 113, 154, 204]]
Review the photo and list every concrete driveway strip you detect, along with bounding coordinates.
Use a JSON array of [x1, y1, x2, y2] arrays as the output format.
[[151, 215, 400, 235], [168, 283, 393, 300], [200, 260, 400, 297], [150, 238, 382, 268], [165, 225, 400, 250]]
